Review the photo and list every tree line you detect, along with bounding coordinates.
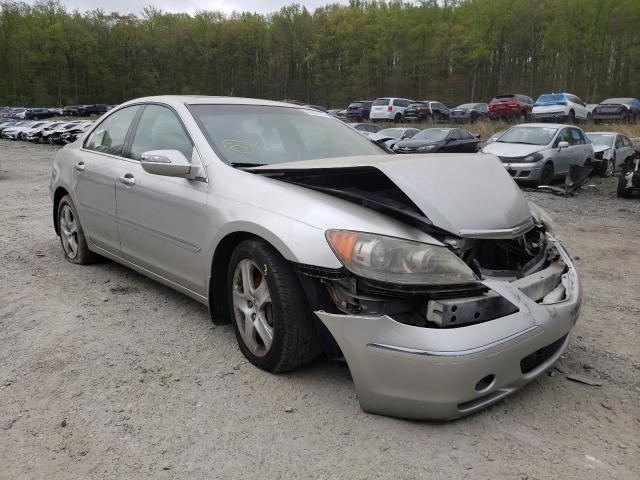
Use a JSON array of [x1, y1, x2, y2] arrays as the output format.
[[1, 0, 639, 108]]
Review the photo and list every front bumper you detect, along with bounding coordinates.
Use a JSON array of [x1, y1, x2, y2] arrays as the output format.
[[502, 161, 544, 181], [532, 112, 568, 121], [315, 241, 581, 420]]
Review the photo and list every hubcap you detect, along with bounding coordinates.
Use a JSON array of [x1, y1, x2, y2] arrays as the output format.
[[232, 259, 274, 357], [59, 204, 79, 259]]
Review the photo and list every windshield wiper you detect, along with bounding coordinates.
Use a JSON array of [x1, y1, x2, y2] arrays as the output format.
[[230, 162, 266, 168]]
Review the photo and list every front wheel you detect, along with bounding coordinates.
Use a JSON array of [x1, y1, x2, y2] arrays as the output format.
[[537, 163, 554, 186], [227, 239, 320, 373], [602, 158, 615, 177]]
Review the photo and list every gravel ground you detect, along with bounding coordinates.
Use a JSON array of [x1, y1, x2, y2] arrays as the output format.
[[1, 141, 639, 480]]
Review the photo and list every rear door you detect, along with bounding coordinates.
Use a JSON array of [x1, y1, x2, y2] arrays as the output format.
[[75, 105, 140, 253], [114, 103, 209, 296]]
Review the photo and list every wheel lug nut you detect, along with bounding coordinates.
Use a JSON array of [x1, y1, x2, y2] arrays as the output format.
[[251, 313, 256, 320], [247, 300, 253, 308]]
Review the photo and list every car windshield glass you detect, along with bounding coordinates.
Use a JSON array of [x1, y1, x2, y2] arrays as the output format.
[[189, 105, 385, 166], [377, 128, 405, 138], [456, 104, 477, 109], [413, 129, 450, 141], [498, 126, 557, 145], [602, 98, 632, 104], [536, 94, 565, 104], [372, 99, 390, 106], [348, 103, 363, 107], [408, 103, 425, 108], [586, 133, 614, 147], [492, 95, 514, 101]]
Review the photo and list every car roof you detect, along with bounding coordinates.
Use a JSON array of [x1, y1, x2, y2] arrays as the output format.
[[510, 123, 571, 129], [585, 131, 617, 135], [119, 95, 303, 110]]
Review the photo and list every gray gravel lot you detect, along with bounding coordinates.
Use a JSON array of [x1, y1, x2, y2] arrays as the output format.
[[1, 141, 639, 479]]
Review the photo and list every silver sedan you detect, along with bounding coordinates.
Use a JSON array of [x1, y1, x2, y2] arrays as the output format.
[[50, 96, 581, 420]]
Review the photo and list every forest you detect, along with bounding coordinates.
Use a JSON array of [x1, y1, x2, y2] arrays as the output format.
[[1, 0, 639, 108]]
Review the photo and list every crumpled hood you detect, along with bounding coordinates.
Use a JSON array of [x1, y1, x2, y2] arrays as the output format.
[[592, 144, 610, 154], [250, 153, 532, 236], [482, 142, 545, 157]]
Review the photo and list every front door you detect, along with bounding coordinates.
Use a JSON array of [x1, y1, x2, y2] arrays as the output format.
[[114, 104, 209, 296], [74, 105, 140, 253]]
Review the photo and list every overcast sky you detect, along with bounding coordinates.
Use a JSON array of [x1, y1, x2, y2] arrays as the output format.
[[27, 0, 353, 15]]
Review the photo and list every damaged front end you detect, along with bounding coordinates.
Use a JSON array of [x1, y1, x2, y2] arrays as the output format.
[[251, 156, 581, 419]]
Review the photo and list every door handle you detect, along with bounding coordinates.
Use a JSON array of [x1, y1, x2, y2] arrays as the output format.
[[119, 173, 136, 186], [74, 161, 85, 172]]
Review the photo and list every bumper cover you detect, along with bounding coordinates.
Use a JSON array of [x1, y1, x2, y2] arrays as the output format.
[[315, 242, 581, 420]]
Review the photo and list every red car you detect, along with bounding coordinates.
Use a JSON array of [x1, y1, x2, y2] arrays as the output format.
[[488, 94, 534, 121]]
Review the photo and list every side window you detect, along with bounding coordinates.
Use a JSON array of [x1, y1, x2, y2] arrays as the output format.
[[128, 105, 194, 161], [555, 129, 572, 146], [85, 106, 139, 156], [448, 130, 461, 141], [570, 129, 583, 145], [405, 129, 419, 138], [393, 99, 401, 107], [459, 129, 473, 140], [622, 136, 631, 147], [615, 136, 624, 148]]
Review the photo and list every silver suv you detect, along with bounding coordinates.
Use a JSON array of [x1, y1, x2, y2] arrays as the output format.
[[482, 123, 594, 185]]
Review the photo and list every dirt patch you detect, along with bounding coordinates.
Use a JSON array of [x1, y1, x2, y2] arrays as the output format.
[[0, 141, 638, 479]]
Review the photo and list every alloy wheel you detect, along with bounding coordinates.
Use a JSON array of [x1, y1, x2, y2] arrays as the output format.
[[232, 259, 274, 357], [59, 204, 79, 259], [605, 159, 615, 177]]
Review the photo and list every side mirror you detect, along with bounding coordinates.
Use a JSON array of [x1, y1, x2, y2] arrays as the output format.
[[475, 133, 481, 138], [557, 141, 569, 150], [141, 149, 194, 178]]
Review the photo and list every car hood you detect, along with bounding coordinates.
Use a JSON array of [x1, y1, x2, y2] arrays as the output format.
[[394, 139, 443, 149], [482, 142, 545, 157], [249, 154, 532, 237], [592, 144, 610, 154]]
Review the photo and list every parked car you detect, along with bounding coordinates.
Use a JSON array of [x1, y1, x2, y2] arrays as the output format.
[[21, 121, 54, 141], [349, 123, 381, 138], [488, 94, 534, 121], [41, 121, 84, 143], [327, 109, 342, 118], [370, 127, 420, 148], [50, 95, 581, 420], [482, 123, 594, 185], [32, 122, 65, 143], [369, 97, 413, 122], [12, 108, 28, 119], [592, 98, 640, 123], [403, 101, 450, 122], [0, 120, 19, 133], [24, 108, 56, 120], [393, 128, 481, 154], [449, 103, 488, 123], [60, 122, 94, 144], [336, 109, 347, 120], [532, 93, 589, 123], [585, 132, 635, 177], [345, 101, 373, 121], [62, 105, 82, 116], [1, 121, 38, 140], [81, 104, 110, 116]]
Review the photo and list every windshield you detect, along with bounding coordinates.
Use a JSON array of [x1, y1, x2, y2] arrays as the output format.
[[456, 103, 478, 109], [189, 105, 384, 166], [372, 98, 390, 106], [535, 94, 566, 106], [414, 129, 450, 141], [586, 133, 614, 147], [498, 126, 557, 145]]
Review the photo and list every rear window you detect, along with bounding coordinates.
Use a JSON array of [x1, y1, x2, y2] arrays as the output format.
[[492, 95, 514, 102], [408, 103, 426, 108], [602, 98, 633, 105], [536, 94, 565, 104], [372, 98, 390, 106], [348, 103, 363, 108]]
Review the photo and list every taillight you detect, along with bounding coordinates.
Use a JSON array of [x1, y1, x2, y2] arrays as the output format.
[[387, 105, 393, 112]]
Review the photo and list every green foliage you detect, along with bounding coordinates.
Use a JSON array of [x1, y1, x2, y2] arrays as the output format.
[[0, 0, 638, 107]]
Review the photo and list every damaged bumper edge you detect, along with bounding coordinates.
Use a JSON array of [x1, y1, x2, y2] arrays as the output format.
[[315, 242, 582, 420]]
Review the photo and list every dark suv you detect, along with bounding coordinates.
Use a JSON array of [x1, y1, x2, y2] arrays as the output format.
[[593, 98, 640, 123], [24, 108, 55, 120], [488, 94, 534, 121], [403, 101, 450, 122], [345, 101, 373, 121]]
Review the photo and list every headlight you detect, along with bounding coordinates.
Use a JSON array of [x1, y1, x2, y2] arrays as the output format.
[[528, 202, 556, 236], [523, 152, 544, 163], [326, 230, 477, 285], [418, 144, 437, 152]]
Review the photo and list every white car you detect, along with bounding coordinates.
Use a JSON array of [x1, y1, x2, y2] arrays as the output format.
[[586, 132, 636, 177], [369, 97, 413, 122], [1, 121, 38, 139], [532, 93, 590, 123], [22, 121, 55, 141]]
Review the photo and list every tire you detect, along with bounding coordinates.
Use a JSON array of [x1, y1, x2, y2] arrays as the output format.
[[519, 111, 528, 123], [617, 175, 631, 198], [586, 113, 592, 123], [57, 195, 97, 264], [568, 110, 576, 123], [393, 113, 402, 123], [537, 163, 554, 186], [227, 239, 321, 373], [601, 158, 615, 177]]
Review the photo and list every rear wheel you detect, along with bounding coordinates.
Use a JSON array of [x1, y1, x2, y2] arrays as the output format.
[[57, 195, 97, 264], [519, 111, 528, 123], [227, 239, 321, 373], [568, 110, 576, 123], [393, 113, 402, 123]]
